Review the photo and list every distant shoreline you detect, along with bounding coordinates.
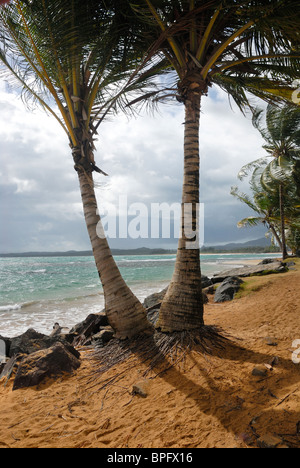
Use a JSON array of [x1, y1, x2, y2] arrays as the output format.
[[0, 249, 280, 258]]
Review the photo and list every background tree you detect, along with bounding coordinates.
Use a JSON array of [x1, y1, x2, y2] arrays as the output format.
[[131, 0, 300, 332], [0, 0, 159, 339], [239, 103, 300, 259], [230, 184, 284, 250]]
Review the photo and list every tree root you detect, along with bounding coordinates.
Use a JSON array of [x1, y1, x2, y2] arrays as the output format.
[[86, 326, 230, 391]]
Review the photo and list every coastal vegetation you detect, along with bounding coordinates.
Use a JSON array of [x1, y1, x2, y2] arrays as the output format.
[[232, 103, 300, 259]]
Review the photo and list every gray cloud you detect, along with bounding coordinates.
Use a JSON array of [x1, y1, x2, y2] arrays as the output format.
[[0, 84, 267, 253]]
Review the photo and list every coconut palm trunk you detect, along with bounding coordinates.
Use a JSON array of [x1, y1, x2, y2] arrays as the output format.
[[0, 1, 157, 341], [157, 87, 204, 332], [75, 142, 153, 340]]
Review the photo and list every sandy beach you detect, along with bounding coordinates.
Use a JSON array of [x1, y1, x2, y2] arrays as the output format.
[[0, 259, 299, 449]]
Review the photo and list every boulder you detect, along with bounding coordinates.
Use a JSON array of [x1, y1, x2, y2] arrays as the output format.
[[201, 275, 213, 289], [66, 313, 109, 346], [92, 327, 115, 346], [258, 258, 279, 265], [8, 328, 79, 359], [214, 277, 243, 303], [13, 342, 81, 391], [212, 261, 287, 283], [143, 288, 168, 309]]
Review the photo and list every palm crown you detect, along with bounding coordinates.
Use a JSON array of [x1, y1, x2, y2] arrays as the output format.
[[135, 0, 300, 108]]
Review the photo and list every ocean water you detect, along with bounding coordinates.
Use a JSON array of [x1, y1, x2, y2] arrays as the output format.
[[0, 253, 279, 337]]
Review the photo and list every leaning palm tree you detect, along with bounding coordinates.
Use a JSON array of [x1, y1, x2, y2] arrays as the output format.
[[0, 0, 156, 339], [131, 0, 300, 332], [239, 103, 300, 259]]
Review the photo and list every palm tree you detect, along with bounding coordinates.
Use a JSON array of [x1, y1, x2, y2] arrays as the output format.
[[0, 0, 156, 339], [230, 184, 283, 250], [132, 0, 300, 332], [239, 103, 300, 259]]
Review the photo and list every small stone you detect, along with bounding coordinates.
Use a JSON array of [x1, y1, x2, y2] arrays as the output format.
[[252, 366, 268, 377], [132, 380, 150, 398], [264, 337, 278, 347], [257, 434, 283, 448]]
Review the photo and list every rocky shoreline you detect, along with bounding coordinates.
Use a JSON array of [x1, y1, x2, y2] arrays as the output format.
[[0, 258, 292, 391]]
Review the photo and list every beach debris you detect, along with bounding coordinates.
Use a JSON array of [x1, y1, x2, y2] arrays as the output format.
[[269, 356, 279, 367], [214, 276, 244, 303], [12, 342, 81, 391], [50, 323, 69, 337]]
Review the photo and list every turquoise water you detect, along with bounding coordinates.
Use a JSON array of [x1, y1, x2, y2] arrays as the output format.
[[0, 253, 279, 337]]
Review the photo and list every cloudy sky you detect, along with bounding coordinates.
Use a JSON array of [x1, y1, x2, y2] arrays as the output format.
[[0, 80, 269, 253]]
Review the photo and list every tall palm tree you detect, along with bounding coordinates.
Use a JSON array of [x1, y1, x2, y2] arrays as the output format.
[[0, 0, 156, 339], [132, 0, 300, 332], [239, 103, 300, 259]]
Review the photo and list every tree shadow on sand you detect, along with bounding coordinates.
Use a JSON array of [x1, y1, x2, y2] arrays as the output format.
[[87, 327, 300, 448]]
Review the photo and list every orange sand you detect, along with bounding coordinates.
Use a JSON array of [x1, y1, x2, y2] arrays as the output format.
[[0, 261, 299, 448]]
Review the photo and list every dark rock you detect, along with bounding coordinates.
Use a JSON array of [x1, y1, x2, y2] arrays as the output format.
[[212, 262, 288, 283], [9, 328, 79, 359], [13, 342, 81, 391], [214, 276, 243, 303], [204, 285, 215, 295], [92, 327, 115, 346], [201, 275, 213, 289], [252, 366, 268, 377], [258, 258, 279, 265], [67, 313, 109, 346], [263, 337, 278, 347], [143, 288, 168, 309]]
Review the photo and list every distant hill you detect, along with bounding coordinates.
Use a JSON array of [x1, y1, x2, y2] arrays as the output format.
[[0, 237, 279, 258], [0, 238, 280, 257], [0, 247, 176, 258], [201, 237, 280, 253]]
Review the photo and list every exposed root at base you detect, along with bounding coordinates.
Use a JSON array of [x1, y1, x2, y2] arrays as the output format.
[[86, 326, 231, 391]]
